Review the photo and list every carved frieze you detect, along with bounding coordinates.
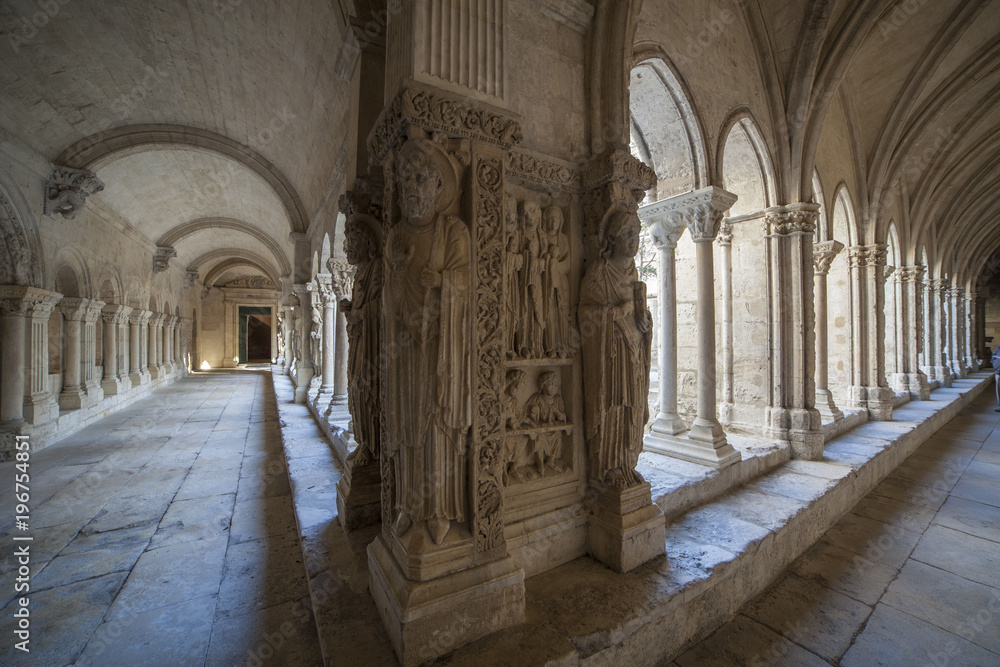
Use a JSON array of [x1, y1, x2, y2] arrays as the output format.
[[44, 166, 104, 220], [327, 258, 355, 299], [505, 149, 579, 192], [223, 275, 275, 289]]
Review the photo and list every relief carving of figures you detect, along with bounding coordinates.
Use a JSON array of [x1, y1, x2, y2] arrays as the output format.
[[309, 289, 322, 373], [500, 369, 573, 485], [342, 215, 383, 466], [542, 206, 571, 357], [288, 293, 301, 365], [500, 369, 527, 486], [384, 132, 471, 546], [504, 194, 523, 357], [579, 207, 653, 489], [518, 201, 546, 357], [276, 311, 285, 359], [522, 371, 569, 476]]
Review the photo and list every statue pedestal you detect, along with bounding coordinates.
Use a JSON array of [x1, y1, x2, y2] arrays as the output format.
[[336, 455, 381, 530], [587, 481, 665, 574], [367, 536, 525, 666]]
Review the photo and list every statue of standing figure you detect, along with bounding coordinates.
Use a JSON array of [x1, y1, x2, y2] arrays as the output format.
[[341, 216, 382, 466], [519, 201, 546, 358], [542, 206, 571, 357], [383, 132, 471, 546], [504, 194, 523, 357], [578, 207, 653, 489]]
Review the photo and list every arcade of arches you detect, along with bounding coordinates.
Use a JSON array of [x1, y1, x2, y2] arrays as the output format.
[[1, 0, 999, 664]]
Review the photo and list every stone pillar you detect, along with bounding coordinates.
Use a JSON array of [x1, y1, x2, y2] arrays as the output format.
[[642, 203, 687, 437], [947, 287, 967, 378], [813, 240, 845, 421], [101, 305, 131, 395], [22, 290, 61, 424], [129, 310, 151, 385], [966, 291, 979, 371], [175, 317, 184, 371], [281, 304, 295, 376], [924, 279, 953, 387], [315, 273, 336, 397], [364, 80, 527, 664], [718, 221, 735, 423], [763, 204, 824, 457], [83, 300, 105, 405], [162, 316, 175, 374], [0, 289, 30, 424], [148, 313, 162, 379], [59, 298, 88, 410], [292, 285, 313, 403], [847, 244, 893, 420], [894, 266, 929, 399], [639, 188, 739, 467], [329, 259, 354, 409]]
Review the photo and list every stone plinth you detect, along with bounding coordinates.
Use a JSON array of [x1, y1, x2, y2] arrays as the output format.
[[587, 481, 665, 574], [336, 455, 381, 531]]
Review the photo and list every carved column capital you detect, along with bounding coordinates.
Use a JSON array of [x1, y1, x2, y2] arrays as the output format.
[[640, 186, 737, 244], [327, 258, 355, 298], [128, 310, 152, 326], [0, 286, 62, 318], [583, 147, 657, 206], [102, 304, 132, 324], [847, 244, 888, 269], [717, 222, 734, 247], [765, 203, 819, 237], [83, 300, 106, 323], [59, 297, 90, 321], [898, 265, 926, 283], [812, 239, 845, 275], [44, 166, 104, 220], [184, 271, 199, 288], [884, 265, 897, 282], [152, 247, 177, 274]]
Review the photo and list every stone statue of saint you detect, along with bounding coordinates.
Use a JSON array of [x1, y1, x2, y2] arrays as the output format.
[[342, 215, 382, 466], [542, 206, 571, 357], [520, 201, 545, 357], [384, 133, 471, 545], [309, 292, 322, 374], [579, 207, 653, 489], [504, 194, 523, 357]]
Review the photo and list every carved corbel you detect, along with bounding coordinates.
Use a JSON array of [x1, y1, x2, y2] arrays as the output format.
[[152, 247, 177, 274], [44, 166, 104, 220]]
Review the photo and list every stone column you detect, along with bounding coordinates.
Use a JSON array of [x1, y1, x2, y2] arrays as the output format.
[[292, 285, 313, 403], [83, 300, 105, 405], [147, 314, 161, 379], [893, 266, 930, 399], [639, 188, 739, 467], [59, 298, 88, 410], [175, 317, 184, 371], [281, 304, 295, 376], [162, 316, 175, 374], [813, 240, 845, 420], [101, 305, 130, 395], [22, 290, 61, 424], [638, 196, 688, 445], [847, 245, 893, 420], [329, 259, 354, 409], [948, 287, 968, 378], [0, 289, 29, 424], [130, 310, 151, 385], [763, 204, 824, 457], [925, 279, 953, 386], [718, 221, 735, 423], [966, 291, 979, 370], [315, 274, 336, 397]]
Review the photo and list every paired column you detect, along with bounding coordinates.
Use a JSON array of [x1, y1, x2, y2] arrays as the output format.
[[83, 300, 105, 405], [315, 273, 337, 399], [292, 284, 314, 403], [147, 314, 161, 379], [641, 187, 740, 468], [58, 298, 88, 410], [175, 317, 184, 371], [764, 204, 824, 458], [923, 278, 953, 387], [0, 298, 27, 424], [0, 287, 62, 425], [129, 310, 151, 385], [163, 316, 176, 374], [946, 287, 965, 378], [640, 198, 687, 438], [813, 240, 845, 420], [893, 267, 930, 399], [101, 305, 131, 395], [966, 291, 979, 371], [23, 290, 61, 424], [328, 259, 354, 411], [281, 304, 294, 376], [847, 245, 893, 420]]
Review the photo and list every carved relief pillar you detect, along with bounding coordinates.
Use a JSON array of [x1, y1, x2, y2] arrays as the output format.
[[578, 147, 666, 573], [638, 197, 687, 441], [22, 290, 61, 424], [329, 259, 354, 408], [291, 284, 313, 403], [847, 244, 893, 420], [58, 298, 87, 410], [814, 240, 845, 421], [82, 300, 105, 405], [894, 266, 929, 400], [335, 181, 384, 530], [365, 80, 525, 663], [314, 273, 336, 398]]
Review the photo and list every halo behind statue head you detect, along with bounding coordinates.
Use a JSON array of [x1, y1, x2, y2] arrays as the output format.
[[397, 129, 461, 214], [345, 211, 383, 258]]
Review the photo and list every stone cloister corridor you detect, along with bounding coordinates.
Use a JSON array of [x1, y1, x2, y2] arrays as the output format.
[[1, 0, 999, 664]]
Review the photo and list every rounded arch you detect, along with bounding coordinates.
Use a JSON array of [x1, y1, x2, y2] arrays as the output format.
[[124, 276, 147, 310], [157, 217, 292, 276], [56, 124, 309, 234], [717, 108, 777, 217], [190, 249, 281, 287], [628, 48, 709, 198], [96, 263, 125, 304], [0, 167, 43, 287], [51, 247, 93, 299]]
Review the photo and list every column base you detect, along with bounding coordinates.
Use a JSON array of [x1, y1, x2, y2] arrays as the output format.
[[649, 411, 687, 437], [22, 393, 55, 426], [849, 385, 894, 420], [84, 383, 104, 407], [368, 536, 525, 666], [892, 372, 930, 400], [336, 451, 381, 531], [102, 378, 125, 396], [59, 387, 86, 411], [928, 366, 953, 387], [587, 481, 665, 574], [766, 407, 823, 459], [312, 389, 334, 412], [149, 365, 165, 380], [815, 389, 843, 421]]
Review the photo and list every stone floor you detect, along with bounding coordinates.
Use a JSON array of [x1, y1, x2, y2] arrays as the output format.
[[676, 388, 1000, 666], [0, 370, 322, 666]]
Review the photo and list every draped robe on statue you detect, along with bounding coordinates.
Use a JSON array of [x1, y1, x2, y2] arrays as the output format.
[[385, 212, 472, 529], [345, 255, 382, 462], [579, 252, 651, 488]]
